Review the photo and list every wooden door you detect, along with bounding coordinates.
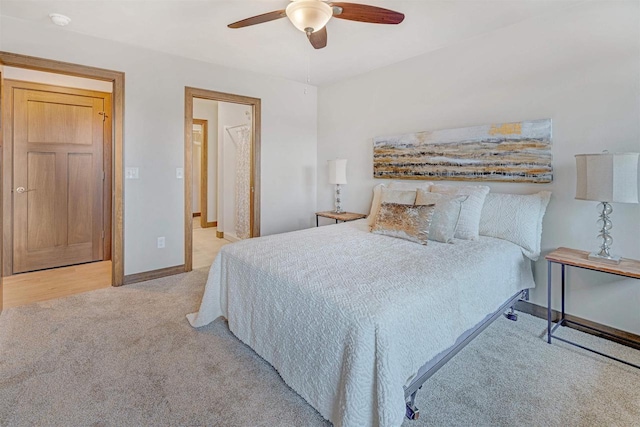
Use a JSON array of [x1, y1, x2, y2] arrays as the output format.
[[12, 87, 105, 273]]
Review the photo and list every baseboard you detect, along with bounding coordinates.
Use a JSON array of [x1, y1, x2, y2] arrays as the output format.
[[216, 231, 224, 239], [224, 233, 240, 243], [515, 300, 640, 349], [123, 264, 186, 285], [204, 221, 217, 228], [192, 212, 201, 217]]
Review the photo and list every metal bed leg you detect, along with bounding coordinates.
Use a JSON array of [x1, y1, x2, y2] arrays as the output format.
[[504, 289, 528, 321], [504, 306, 518, 321], [405, 390, 420, 420]]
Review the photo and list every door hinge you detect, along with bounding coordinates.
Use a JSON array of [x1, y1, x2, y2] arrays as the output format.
[[102, 230, 105, 239], [102, 171, 106, 181], [99, 111, 107, 121]]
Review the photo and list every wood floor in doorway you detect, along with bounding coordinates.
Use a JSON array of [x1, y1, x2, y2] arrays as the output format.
[[193, 222, 228, 270], [3, 261, 112, 308]]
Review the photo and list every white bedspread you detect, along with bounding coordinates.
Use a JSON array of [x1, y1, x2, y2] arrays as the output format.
[[188, 220, 534, 427]]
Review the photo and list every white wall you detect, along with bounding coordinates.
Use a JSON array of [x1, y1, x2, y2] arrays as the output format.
[[318, 1, 640, 334], [193, 98, 219, 222], [0, 64, 121, 251], [3, 66, 113, 92], [1, 15, 317, 275]]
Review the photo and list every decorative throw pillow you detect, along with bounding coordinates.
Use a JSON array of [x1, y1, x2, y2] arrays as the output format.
[[380, 187, 417, 205], [479, 191, 552, 260], [372, 202, 436, 245], [416, 189, 467, 243], [368, 186, 417, 227], [367, 183, 386, 227], [388, 181, 433, 192], [430, 184, 490, 240]]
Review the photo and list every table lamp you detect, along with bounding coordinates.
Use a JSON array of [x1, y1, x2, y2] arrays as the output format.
[[575, 152, 639, 264], [328, 159, 347, 213]]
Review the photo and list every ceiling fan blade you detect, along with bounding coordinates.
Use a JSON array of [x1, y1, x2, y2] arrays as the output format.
[[228, 10, 287, 29], [307, 27, 328, 49], [330, 2, 404, 24]]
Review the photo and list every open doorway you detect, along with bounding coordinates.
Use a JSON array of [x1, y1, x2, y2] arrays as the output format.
[[191, 112, 223, 269], [184, 88, 261, 272], [0, 53, 125, 309], [192, 119, 212, 229]]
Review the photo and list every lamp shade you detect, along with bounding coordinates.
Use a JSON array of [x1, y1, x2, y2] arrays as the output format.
[[575, 153, 639, 203], [286, 0, 333, 33], [328, 159, 347, 185]]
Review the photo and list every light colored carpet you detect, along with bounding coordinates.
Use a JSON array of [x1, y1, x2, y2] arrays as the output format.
[[0, 268, 638, 426]]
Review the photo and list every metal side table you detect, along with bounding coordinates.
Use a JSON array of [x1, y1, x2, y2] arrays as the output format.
[[315, 211, 367, 227], [545, 247, 640, 369]]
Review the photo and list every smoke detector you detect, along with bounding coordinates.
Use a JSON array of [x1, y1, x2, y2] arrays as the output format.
[[49, 13, 71, 26]]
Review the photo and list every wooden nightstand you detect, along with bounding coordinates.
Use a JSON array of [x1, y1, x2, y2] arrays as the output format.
[[545, 247, 640, 369], [315, 211, 367, 227]]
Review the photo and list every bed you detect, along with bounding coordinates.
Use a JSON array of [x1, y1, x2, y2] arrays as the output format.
[[188, 218, 536, 427]]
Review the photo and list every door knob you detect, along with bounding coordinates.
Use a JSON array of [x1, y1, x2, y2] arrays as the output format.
[[15, 187, 35, 194]]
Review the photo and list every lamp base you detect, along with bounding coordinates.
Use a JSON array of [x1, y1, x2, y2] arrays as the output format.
[[590, 201, 620, 264], [588, 252, 621, 264], [333, 184, 343, 214]]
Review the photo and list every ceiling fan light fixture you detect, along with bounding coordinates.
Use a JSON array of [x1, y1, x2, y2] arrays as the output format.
[[285, 0, 332, 34]]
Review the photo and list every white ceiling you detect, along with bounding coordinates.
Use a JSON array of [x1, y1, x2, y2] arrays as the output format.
[[0, 0, 582, 85]]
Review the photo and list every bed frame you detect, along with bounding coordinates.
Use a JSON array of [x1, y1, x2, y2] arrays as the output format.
[[404, 288, 530, 420]]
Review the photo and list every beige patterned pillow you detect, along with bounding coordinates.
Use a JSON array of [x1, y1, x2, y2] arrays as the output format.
[[367, 184, 386, 227], [368, 186, 418, 227], [371, 202, 436, 245], [430, 184, 490, 240], [380, 187, 417, 205], [388, 181, 434, 192], [416, 189, 467, 243]]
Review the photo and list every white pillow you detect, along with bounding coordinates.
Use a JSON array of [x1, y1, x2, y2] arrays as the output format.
[[388, 181, 433, 191], [431, 184, 490, 240], [367, 184, 386, 227], [416, 189, 467, 243], [479, 191, 552, 260]]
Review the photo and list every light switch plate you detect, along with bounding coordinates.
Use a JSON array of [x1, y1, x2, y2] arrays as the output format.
[[176, 168, 184, 179], [125, 167, 139, 179], [157, 236, 165, 249]]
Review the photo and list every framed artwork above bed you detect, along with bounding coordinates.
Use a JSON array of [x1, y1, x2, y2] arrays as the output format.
[[373, 119, 553, 183]]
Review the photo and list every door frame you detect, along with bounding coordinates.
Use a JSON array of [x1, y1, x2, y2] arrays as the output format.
[[184, 87, 261, 272], [0, 52, 125, 286]]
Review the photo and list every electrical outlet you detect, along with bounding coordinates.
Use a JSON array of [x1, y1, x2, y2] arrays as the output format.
[[125, 167, 139, 179], [157, 236, 165, 249], [176, 168, 184, 179]]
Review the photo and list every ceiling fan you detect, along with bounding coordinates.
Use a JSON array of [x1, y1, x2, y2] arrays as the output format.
[[228, 0, 405, 49]]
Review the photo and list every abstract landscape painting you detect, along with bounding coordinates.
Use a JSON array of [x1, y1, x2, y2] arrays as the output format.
[[373, 119, 553, 183]]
